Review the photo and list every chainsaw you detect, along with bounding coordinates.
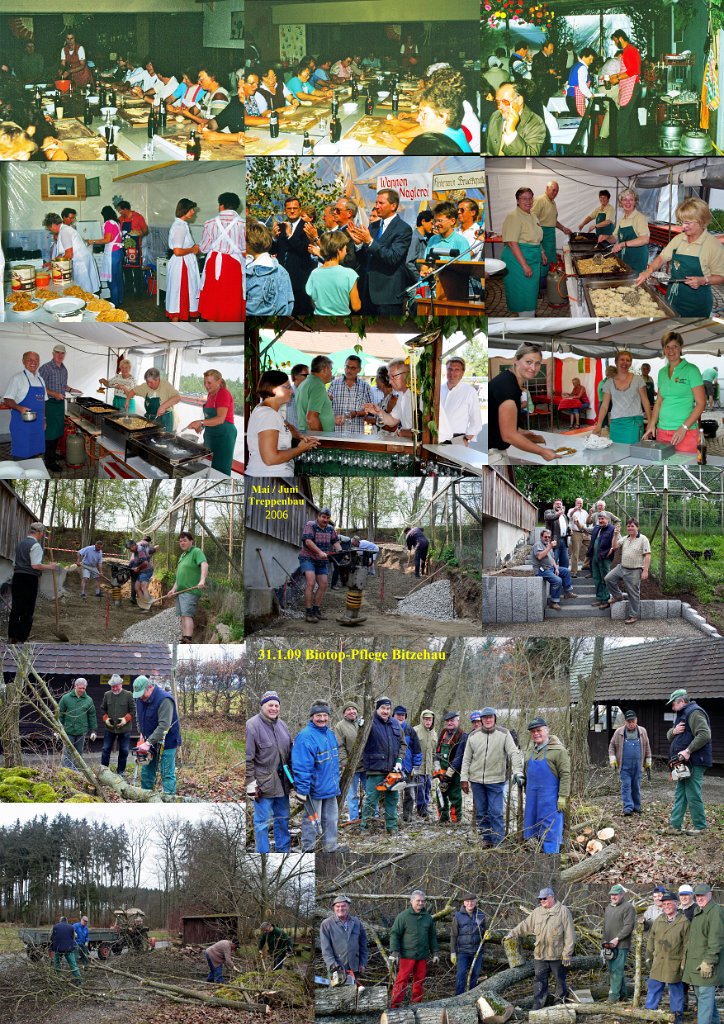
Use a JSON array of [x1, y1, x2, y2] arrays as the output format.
[[375, 771, 406, 793], [668, 755, 691, 781], [433, 767, 454, 794]]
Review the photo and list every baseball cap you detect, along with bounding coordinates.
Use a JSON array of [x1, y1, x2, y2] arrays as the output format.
[[538, 888, 555, 899], [528, 717, 548, 730], [666, 689, 688, 705], [678, 885, 694, 895], [609, 885, 625, 895]]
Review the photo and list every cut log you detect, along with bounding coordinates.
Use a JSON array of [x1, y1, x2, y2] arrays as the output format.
[[575, 1005, 674, 1022], [585, 840, 603, 856], [380, 1010, 415, 1024], [574, 835, 587, 846], [502, 935, 524, 968], [438, 1008, 479, 1024], [95, 767, 179, 802], [596, 827, 615, 843], [477, 995, 515, 1023], [560, 844, 620, 883], [316, 987, 388, 1015], [528, 1007, 576, 1024]]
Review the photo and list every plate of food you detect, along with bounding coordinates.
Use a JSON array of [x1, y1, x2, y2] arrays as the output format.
[[85, 298, 115, 318], [95, 308, 130, 322], [554, 446, 577, 457], [7, 293, 39, 316]]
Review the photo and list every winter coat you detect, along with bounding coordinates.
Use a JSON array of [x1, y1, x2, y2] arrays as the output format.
[[258, 926, 293, 957], [587, 522, 615, 561], [436, 727, 467, 771], [451, 906, 486, 955], [320, 915, 369, 971], [603, 899, 637, 949], [524, 735, 571, 798], [73, 921, 89, 947], [509, 901, 576, 961], [362, 712, 406, 774], [608, 725, 652, 770], [682, 899, 724, 987], [246, 711, 293, 798], [400, 721, 423, 775], [101, 689, 136, 734], [667, 700, 713, 769], [291, 721, 340, 799], [461, 726, 524, 784], [414, 711, 438, 775], [136, 685, 181, 749], [51, 920, 76, 953], [646, 912, 689, 983], [58, 690, 98, 736], [334, 710, 364, 773], [390, 907, 439, 960]]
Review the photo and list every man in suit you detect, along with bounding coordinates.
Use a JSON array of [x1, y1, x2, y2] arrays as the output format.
[[348, 190, 413, 316], [271, 196, 315, 315], [486, 82, 547, 156]]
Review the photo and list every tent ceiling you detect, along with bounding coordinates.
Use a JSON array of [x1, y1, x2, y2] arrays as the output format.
[[261, 330, 411, 359], [487, 317, 724, 355], [113, 161, 240, 184], [0, 322, 243, 349], [484, 156, 708, 187]]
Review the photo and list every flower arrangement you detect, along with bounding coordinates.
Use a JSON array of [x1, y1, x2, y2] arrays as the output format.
[[484, 0, 556, 30]]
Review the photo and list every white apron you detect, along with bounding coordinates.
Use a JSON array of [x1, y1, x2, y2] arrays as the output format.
[[54, 225, 101, 293], [100, 222, 122, 282], [166, 217, 201, 314], [199, 213, 243, 289]]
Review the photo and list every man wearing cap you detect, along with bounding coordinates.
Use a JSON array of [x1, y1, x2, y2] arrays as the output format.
[[533, 527, 577, 611], [506, 889, 576, 1008], [58, 677, 97, 770], [644, 887, 666, 931], [291, 701, 341, 852], [320, 895, 368, 985], [523, 718, 571, 854], [414, 709, 438, 820], [133, 674, 182, 795], [461, 707, 524, 847], [299, 508, 342, 624], [72, 914, 91, 969], [360, 697, 406, 834], [603, 885, 637, 1002], [100, 674, 136, 776], [394, 705, 423, 823], [665, 690, 712, 836], [39, 343, 82, 472], [608, 710, 652, 816], [334, 701, 366, 823], [246, 691, 293, 853], [678, 885, 697, 922], [8, 522, 59, 643], [645, 891, 689, 1024], [389, 890, 439, 1007], [451, 893, 486, 994], [682, 883, 724, 1024], [434, 712, 467, 825], [258, 921, 293, 970], [468, 710, 483, 733]]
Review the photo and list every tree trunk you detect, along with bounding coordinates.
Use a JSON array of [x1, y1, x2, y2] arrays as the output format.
[[631, 923, 644, 1008], [502, 936, 524, 968], [575, 1006, 673, 1022], [559, 844, 620, 882], [380, 1010, 416, 1024], [94, 962, 268, 1012], [338, 663, 375, 810], [0, 673, 24, 767], [528, 1008, 576, 1024], [411, 636, 456, 726], [315, 987, 388, 1015], [94, 767, 180, 801]]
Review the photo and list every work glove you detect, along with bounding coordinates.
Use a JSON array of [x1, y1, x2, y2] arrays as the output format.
[[461, 781, 470, 794], [289, 789, 307, 808], [450, 953, 457, 965], [394, 761, 402, 772], [53, 732, 60, 742], [609, 756, 617, 770], [412, 766, 423, 775], [557, 797, 567, 812], [116, 718, 126, 728], [444, 767, 455, 778], [246, 781, 259, 798], [388, 953, 399, 965], [431, 955, 439, 965], [562, 957, 572, 968], [504, 932, 514, 941], [645, 759, 652, 770], [89, 732, 97, 742], [513, 774, 525, 788], [698, 962, 714, 980], [433, 761, 441, 773]]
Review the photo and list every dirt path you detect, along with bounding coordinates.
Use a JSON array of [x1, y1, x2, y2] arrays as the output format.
[[7, 587, 170, 644]]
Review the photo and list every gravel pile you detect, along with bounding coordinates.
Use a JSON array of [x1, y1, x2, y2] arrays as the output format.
[[119, 606, 181, 643], [395, 580, 456, 621]]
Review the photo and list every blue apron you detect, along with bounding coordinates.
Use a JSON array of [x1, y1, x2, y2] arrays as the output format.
[[524, 751, 563, 853], [666, 250, 712, 318], [10, 372, 46, 459]]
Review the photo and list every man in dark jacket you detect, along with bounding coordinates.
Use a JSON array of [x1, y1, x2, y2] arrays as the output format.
[[435, 712, 467, 824], [389, 890, 439, 1006], [246, 690, 293, 853], [393, 705, 423, 823], [681, 883, 724, 1024], [271, 196, 315, 316], [349, 189, 413, 315], [587, 511, 616, 608], [360, 697, 406, 834], [51, 916, 82, 983], [603, 885, 637, 1002], [100, 674, 136, 776], [451, 894, 486, 994], [665, 689, 712, 836], [258, 921, 293, 970], [133, 674, 182, 795]]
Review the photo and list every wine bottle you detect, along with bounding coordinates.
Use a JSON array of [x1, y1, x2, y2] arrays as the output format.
[[302, 131, 313, 155], [158, 100, 167, 132], [391, 85, 399, 114], [84, 97, 92, 126], [269, 108, 279, 138], [365, 88, 374, 115], [187, 128, 200, 160], [351, 78, 358, 101], [147, 103, 155, 139], [330, 109, 341, 144]]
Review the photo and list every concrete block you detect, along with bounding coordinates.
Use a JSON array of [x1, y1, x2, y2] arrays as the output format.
[[245, 588, 276, 619], [483, 578, 497, 626], [683, 605, 705, 626], [511, 578, 529, 623], [611, 602, 627, 620], [653, 600, 669, 620], [531, 578, 547, 622], [496, 577, 513, 624], [666, 600, 682, 617], [698, 623, 719, 637], [638, 600, 656, 620]]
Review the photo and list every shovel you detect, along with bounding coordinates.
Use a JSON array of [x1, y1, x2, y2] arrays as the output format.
[[49, 548, 69, 642], [136, 585, 203, 611]]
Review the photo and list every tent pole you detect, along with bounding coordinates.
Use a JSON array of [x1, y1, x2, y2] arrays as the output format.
[[660, 468, 668, 590]]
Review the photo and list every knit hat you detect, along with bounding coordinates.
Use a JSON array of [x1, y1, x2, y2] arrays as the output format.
[[319, 507, 332, 516], [444, 710, 459, 721], [393, 705, 408, 716], [693, 883, 712, 895], [481, 707, 497, 718], [666, 689, 688, 705], [624, 710, 637, 720], [528, 717, 548, 730], [331, 894, 352, 906], [309, 701, 331, 717], [678, 884, 694, 895], [609, 884, 625, 895], [343, 701, 360, 713], [132, 675, 152, 698], [375, 696, 392, 709], [261, 690, 281, 706]]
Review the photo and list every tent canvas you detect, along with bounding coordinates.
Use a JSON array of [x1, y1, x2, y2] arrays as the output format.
[[486, 316, 724, 354]]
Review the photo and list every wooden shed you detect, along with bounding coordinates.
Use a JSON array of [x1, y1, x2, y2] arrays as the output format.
[[244, 478, 319, 590], [0, 483, 37, 580], [180, 913, 244, 945], [573, 640, 724, 767], [482, 467, 537, 568]]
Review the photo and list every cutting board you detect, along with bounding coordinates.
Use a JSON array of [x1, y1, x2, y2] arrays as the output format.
[[244, 135, 295, 155], [343, 114, 412, 145], [277, 107, 327, 134], [63, 136, 130, 160], [159, 131, 244, 160]]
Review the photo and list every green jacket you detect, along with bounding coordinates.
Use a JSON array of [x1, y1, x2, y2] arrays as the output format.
[[334, 708, 364, 772], [390, 907, 439, 960], [414, 711, 438, 775], [682, 899, 724, 987], [525, 735, 571, 798], [58, 690, 98, 736], [101, 689, 136, 734], [258, 926, 292, 958], [603, 899, 637, 949], [646, 912, 689, 983]]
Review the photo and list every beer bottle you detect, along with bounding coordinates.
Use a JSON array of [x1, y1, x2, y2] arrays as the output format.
[[351, 78, 358, 101], [147, 103, 156, 139], [84, 97, 93, 126], [365, 88, 374, 115], [186, 128, 201, 160], [391, 84, 399, 114], [330, 108, 341, 144], [158, 100, 167, 132], [697, 429, 708, 465], [302, 131, 313, 155], [269, 108, 279, 138]]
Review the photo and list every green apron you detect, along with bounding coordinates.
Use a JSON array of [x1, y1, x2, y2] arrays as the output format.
[[596, 210, 614, 236], [144, 394, 174, 433], [113, 395, 136, 412], [617, 224, 648, 273], [541, 225, 557, 265], [45, 397, 66, 442], [203, 407, 237, 475], [609, 415, 643, 444], [666, 250, 713, 318], [502, 242, 542, 312]]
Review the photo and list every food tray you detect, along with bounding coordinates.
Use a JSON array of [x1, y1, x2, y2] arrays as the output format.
[[104, 414, 162, 443], [272, 109, 327, 135], [628, 439, 677, 461], [343, 114, 404, 146], [572, 253, 635, 282], [568, 232, 599, 253], [582, 279, 675, 318], [76, 397, 118, 427], [125, 430, 211, 473], [52, 117, 96, 141]]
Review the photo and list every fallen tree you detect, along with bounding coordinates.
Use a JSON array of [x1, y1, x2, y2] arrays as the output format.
[[93, 960, 270, 1013], [316, 987, 388, 1015], [559, 845, 620, 883]]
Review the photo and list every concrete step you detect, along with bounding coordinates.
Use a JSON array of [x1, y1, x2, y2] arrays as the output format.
[[545, 604, 611, 618]]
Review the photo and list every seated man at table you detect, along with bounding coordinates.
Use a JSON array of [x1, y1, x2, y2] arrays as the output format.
[[285, 63, 331, 102], [258, 65, 298, 112], [533, 528, 577, 611], [122, 57, 146, 90], [330, 57, 354, 82], [130, 58, 159, 98], [311, 57, 333, 89], [202, 75, 245, 141], [361, 52, 382, 72], [140, 69, 179, 106], [486, 81, 547, 156], [421, 201, 472, 276]]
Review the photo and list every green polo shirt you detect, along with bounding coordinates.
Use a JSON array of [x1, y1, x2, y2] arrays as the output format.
[[656, 359, 704, 430], [295, 374, 335, 432], [702, 367, 718, 383]]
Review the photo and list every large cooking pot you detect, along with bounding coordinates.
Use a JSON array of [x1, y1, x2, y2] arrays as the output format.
[[54, 79, 71, 93], [700, 419, 719, 439], [658, 123, 682, 154], [680, 131, 713, 156]]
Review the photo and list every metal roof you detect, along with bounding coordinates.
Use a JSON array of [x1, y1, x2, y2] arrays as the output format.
[[572, 640, 724, 702], [0, 644, 173, 675]]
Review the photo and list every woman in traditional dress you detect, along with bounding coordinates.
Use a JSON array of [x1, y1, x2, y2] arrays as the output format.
[[166, 198, 200, 322]]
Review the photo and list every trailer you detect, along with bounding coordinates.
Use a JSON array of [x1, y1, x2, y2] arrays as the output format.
[[21, 909, 154, 960]]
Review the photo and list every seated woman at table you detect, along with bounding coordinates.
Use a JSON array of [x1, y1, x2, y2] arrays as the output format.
[[305, 232, 361, 316], [257, 65, 299, 113], [561, 377, 590, 429], [591, 350, 651, 444], [166, 68, 206, 113], [0, 121, 37, 160], [643, 330, 706, 455], [609, 187, 650, 274], [25, 112, 68, 161], [243, 71, 273, 127], [500, 186, 546, 318], [634, 198, 724, 318], [487, 342, 562, 465], [285, 63, 331, 102], [202, 76, 244, 142], [43, 212, 101, 295], [246, 370, 319, 478]]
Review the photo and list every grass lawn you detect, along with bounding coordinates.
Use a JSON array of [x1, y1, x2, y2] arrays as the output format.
[[0, 924, 22, 952], [649, 531, 724, 603], [182, 727, 245, 765]]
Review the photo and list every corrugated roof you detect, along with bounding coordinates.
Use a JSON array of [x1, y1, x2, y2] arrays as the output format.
[[572, 640, 724, 702], [0, 644, 172, 675]]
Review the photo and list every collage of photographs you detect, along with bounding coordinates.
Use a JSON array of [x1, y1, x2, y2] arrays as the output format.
[[0, 2, 722, 1024]]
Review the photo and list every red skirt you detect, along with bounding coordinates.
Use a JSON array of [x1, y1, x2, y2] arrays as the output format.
[[165, 260, 198, 321], [198, 253, 244, 322]]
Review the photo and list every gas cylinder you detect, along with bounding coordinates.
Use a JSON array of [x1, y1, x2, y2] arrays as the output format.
[[65, 433, 85, 467], [546, 266, 567, 305]]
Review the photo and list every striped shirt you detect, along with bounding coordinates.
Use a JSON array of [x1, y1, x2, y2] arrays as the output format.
[[199, 211, 245, 257], [328, 376, 373, 434], [39, 360, 69, 397]]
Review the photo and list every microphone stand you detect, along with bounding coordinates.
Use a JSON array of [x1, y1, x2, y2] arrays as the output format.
[[405, 235, 484, 320]]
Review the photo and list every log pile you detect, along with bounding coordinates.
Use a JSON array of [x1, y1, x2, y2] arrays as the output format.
[[380, 994, 514, 1024], [316, 987, 388, 1015], [527, 1002, 674, 1024]]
